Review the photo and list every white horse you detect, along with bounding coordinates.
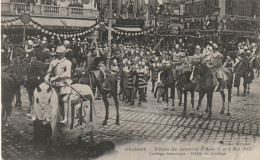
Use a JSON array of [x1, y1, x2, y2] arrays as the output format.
[[32, 82, 98, 145]]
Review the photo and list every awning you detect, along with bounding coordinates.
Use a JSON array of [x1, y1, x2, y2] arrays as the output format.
[[32, 17, 65, 27], [61, 19, 96, 28], [114, 27, 142, 32], [2, 16, 96, 28], [1, 16, 19, 21]]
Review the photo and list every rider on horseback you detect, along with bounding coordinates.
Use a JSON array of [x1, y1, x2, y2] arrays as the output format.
[[44, 45, 72, 125], [86, 48, 106, 94], [207, 43, 226, 92]]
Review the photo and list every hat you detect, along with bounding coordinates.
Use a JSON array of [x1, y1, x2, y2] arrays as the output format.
[[51, 36, 55, 40], [238, 43, 242, 46], [64, 40, 70, 45], [244, 46, 248, 50], [195, 45, 201, 50], [212, 43, 218, 49], [155, 57, 159, 61], [56, 45, 66, 54], [3, 34, 7, 39], [41, 40, 47, 45], [175, 44, 180, 49], [28, 40, 34, 46], [43, 37, 47, 41]]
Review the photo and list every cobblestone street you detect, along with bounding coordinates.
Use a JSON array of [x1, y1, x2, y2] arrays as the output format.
[[2, 75, 260, 159]]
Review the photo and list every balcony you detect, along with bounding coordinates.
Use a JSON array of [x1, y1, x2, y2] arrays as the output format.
[[1, 2, 98, 19]]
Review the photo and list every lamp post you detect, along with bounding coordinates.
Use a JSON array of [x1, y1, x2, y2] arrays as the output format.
[[107, 0, 113, 69]]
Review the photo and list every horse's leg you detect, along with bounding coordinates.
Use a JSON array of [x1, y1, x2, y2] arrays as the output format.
[[191, 91, 194, 110], [243, 77, 247, 96], [182, 91, 187, 115], [178, 89, 182, 106], [15, 86, 22, 109], [247, 84, 250, 94], [206, 91, 213, 119], [235, 74, 240, 96], [196, 91, 205, 110], [102, 92, 109, 125], [219, 90, 225, 114], [164, 87, 169, 110], [112, 91, 120, 125], [171, 84, 175, 108], [27, 88, 34, 114], [227, 86, 232, 116]]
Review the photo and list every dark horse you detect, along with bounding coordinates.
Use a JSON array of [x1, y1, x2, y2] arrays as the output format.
[[2, 60, 29, 126], [176, 68, 196, 115], [162, 65, 177, 109], [75, 70, 120, 125], [191, 62, 233, 118], [234, 56, 249, 96]]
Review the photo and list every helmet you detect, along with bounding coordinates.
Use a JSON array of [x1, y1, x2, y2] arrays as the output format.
[[28, 40, 34, 46], [56, 45, 66, 54]]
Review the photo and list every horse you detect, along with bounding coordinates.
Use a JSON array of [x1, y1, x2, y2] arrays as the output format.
[[234, 56, 250, 96], [162, 65, 176, 110], [24, 59, 49, 115], [176, 68, 196, 115], [191, 62, 233, 118], [1, 60, 30, 126]]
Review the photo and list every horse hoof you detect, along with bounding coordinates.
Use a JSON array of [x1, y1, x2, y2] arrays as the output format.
[[205, 109, 209, 113], [196, 106, 200, 111], [237, 93, 239, 96], [226, 113, 231, 116], [178, 103, 182, 107], [182, 111, 186, 115], [115, 121, 119, 125], [220, 110, 224, 115], [206, 114, 212, 119], [102, 121, 107, 126]]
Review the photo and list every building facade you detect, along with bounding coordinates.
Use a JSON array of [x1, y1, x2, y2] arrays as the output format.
[[184, 0, 260, 38]]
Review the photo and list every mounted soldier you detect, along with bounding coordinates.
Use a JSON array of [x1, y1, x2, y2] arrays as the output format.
[[44, 45, 72, 125], [207, 43, 227, 92], [86, 48, 107, 94]]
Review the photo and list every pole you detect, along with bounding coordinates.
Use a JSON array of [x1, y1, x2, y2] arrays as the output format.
[[107, 0, 113, 70], [23, 24, 26, 46]]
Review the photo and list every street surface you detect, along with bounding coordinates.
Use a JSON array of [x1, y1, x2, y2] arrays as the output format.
[[2, 73, 260, 159]]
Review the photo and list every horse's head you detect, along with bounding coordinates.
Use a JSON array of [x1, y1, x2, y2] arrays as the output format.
[[191, 61, 208, 84], [16, 60, 31, 83]]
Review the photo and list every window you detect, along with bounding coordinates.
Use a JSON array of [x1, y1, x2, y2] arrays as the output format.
[[241, 1, 245, 15]]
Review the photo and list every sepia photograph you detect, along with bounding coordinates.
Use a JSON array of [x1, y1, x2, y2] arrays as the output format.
[[1, 0, 260, 159]]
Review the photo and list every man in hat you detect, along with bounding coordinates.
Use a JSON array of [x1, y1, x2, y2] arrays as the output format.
[[25, 40, 36, 61], [44, 45, 72, 125], [135, 61, 146, 106]]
